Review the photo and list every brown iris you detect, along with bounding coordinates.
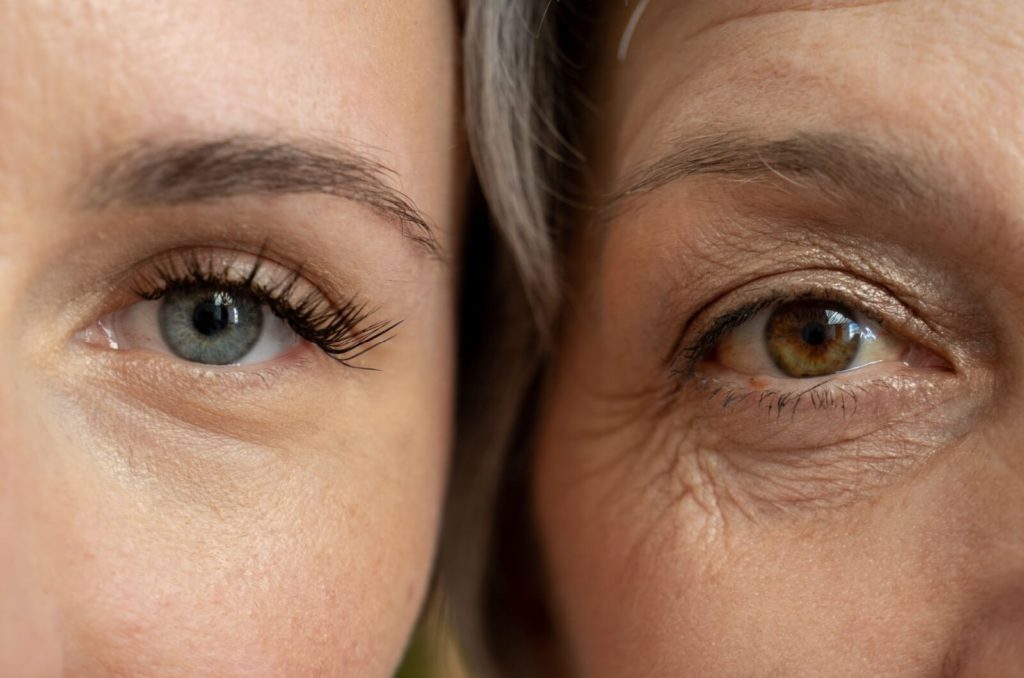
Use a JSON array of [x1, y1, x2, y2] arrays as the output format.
[[765, 300, 861, 377]]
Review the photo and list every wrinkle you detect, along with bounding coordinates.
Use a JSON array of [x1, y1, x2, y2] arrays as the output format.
[[683, 0, 910, 44]]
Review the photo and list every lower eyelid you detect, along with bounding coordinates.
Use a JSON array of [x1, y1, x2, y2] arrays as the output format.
[[61, 340, 337, 450], [665, 366, 977, 514], [72, 328, 324, 385], [679, 362, 960, 449]]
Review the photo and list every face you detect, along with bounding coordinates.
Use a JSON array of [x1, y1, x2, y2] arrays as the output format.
[[1, 2, 462, 675], [535, 1, 1024, 676]]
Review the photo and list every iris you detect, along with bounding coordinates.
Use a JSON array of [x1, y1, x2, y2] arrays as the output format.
[[159, 287, 263, 365], [765, 300, 861, 377]]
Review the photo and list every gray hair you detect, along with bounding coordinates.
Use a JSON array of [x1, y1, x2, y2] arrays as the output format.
[[442, 1, 583, 676], [464, 0, 567, 328]]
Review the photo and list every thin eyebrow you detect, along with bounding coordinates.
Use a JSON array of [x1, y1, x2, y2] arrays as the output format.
[[83, 135, 441, 257], [603, 131, 936, 220]]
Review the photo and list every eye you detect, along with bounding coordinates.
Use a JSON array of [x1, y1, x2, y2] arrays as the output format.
[[78, 249, 398, 368], [715, 298, 907, 378], [671, 281, 960, 461], [104, 284, 301, 366]]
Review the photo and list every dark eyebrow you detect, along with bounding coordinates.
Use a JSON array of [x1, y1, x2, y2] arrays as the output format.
[[84, 135, 441, 257], [604, 131, 937, 219]]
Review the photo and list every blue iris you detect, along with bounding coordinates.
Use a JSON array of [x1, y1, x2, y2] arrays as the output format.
[[159, 287, 262, 365]]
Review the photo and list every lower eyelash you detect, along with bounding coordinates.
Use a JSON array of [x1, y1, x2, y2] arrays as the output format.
[[695, 376, 870, 420], [130, 250, 397, 366]]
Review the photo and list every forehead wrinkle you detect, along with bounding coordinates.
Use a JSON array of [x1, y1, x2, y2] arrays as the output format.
[[604, 0, 929, 181], [593, 3, 1024, 269], [597, 159, 1000, 359], [632, 0, 910, 46]]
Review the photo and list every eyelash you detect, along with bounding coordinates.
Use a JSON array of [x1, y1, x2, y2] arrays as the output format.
[[690, 373, 874, 419], [130, 250, 398, 366]]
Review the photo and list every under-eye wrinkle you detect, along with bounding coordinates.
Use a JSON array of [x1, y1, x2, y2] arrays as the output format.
[[666, 274, 953, 427]]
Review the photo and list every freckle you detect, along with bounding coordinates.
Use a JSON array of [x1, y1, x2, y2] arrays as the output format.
[[748, 377, 767, 389]]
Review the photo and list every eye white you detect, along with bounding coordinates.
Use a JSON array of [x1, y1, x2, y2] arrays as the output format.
[[103, 297, 301, 366], [717, 305, 904, 377]]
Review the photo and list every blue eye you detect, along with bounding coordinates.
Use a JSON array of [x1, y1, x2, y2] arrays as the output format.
[[79, 250, 399, 368], [102, 284, 301, 366], [159, 287, 264, 365]]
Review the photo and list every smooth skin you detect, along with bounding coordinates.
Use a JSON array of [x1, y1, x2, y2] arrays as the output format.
[[535, 1, 1024, 676], [0, 2, 463, 676]]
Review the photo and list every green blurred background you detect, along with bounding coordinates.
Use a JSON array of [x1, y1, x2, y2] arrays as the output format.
[[394, 615, 468, 678]]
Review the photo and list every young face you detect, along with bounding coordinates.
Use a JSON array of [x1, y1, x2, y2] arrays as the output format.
[[1, 2, 462, 675], [535, 1, 1024, 675]]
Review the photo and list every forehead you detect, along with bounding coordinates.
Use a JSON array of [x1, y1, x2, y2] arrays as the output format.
[[0, 1, 457, 201], [598, 0, 1024, 196]]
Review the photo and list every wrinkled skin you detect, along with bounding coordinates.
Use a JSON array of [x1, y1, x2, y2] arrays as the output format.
[[535, 1, 1024, 676], [0, 2, 463, 676]]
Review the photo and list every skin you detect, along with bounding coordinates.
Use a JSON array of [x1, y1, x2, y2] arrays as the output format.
[[1, 2, 463, 676], [534, 1, 1024, 676]]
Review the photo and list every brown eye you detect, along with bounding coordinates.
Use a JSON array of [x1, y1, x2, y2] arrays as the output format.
[[765, 300, 861, 377]]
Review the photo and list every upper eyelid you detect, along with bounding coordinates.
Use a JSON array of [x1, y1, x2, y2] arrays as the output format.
[[128, 248, 330, 308]]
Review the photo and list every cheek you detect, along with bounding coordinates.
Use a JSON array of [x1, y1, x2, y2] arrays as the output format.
[[16, 390, 444, 678], [535, 363, 1024, 677], [49, 462, 426, 677]]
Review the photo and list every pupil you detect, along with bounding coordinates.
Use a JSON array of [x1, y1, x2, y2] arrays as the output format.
[[801, 322, 828, 346], [192, 297, 233, 336]]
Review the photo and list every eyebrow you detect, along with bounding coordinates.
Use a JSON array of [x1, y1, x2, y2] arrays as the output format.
[[84, 135, 441, 257], [604, 131, 938, 219]]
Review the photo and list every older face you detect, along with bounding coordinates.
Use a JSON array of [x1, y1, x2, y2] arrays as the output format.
[[1, 2, 461, 675], [535, 1, 1024, 676]]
